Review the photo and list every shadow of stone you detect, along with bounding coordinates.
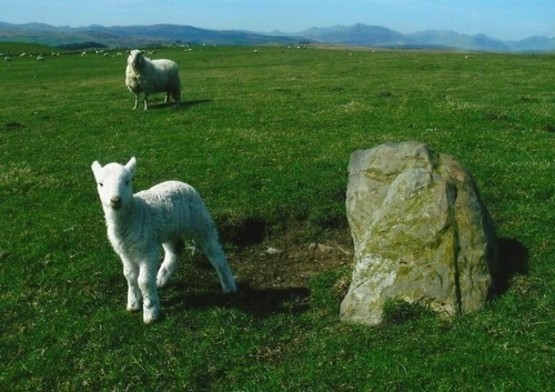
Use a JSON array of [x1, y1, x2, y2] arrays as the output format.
[[219, 216, 267, 246], [164, 283, 310, 319], [493, 237, 529, 295]]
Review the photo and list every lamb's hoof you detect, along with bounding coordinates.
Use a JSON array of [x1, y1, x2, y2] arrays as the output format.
[[223, 283, 238, 294], [156, 272, 170, 289], [143, 311, 160, 324], [156, 280, 166, 289], [127, 302, 141, 312]]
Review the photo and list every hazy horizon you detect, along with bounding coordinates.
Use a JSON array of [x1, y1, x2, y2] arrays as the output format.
[[1, 0, 553, 41]]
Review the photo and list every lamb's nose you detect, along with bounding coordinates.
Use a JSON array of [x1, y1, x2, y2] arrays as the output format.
[[110, 196, 122, 209]]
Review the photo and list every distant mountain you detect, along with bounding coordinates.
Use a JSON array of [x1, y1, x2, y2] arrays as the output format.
[[0, 21, 553, 52], [406, 30, 510, 51], [301, 24, 554, 52], [300, 24, 407, 46], [507, 35, 555, 52], [0, 22, 304, 48]]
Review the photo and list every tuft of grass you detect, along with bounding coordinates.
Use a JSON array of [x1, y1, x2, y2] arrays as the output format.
[[382, 299, 436, 324]]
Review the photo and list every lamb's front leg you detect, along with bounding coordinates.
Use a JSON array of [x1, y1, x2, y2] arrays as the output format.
[[122, 259, 142, 312], [138, 256, 161, 324]]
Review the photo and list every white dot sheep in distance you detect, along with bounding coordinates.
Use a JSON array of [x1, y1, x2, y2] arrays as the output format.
[[125, 49, 181, 110], [91, 157, 237, 324]]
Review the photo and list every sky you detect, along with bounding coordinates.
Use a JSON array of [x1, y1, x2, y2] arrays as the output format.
[[1, 0, 553, 41]]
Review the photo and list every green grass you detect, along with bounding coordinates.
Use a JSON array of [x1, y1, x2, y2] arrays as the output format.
[[0, 42, 63, 56], [1, 46, 554, 391]]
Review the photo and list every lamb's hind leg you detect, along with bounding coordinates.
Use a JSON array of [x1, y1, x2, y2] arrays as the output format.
[[197, 233, 237, 293], [157, 239, 184, 288]]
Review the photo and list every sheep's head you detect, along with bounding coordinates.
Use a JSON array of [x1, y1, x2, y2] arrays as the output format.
[[128, 50, 145, 69], [91, 157, 136, 211]]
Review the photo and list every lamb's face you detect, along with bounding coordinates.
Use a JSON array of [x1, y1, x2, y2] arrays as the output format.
[[91, 158, 136, 211], [128, 50, 144, 69]]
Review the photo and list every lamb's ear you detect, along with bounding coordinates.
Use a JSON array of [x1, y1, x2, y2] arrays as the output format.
[[91, 161, 102, 180], [125, 157, 137, 176]]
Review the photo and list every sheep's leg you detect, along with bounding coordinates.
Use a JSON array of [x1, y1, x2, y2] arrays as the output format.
[[143, 94, 149, 110], [138, 254, 161, 324], [132, 93, 139, 110], [157, 239, 184, 288], [122, 259, 142, 312], [197, 234, 237, 294], [164, 91, 171, 103], [172, 88, 181, 106]]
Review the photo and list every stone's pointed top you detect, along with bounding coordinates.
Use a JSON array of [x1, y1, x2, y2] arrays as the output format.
[[341, 141, 498, 326], [349, 141, 442, 178]]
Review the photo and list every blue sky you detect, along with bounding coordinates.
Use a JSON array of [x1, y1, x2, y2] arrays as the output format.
[[1, 0, 553, 40]]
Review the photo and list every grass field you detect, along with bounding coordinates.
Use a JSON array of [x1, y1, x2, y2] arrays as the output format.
[[1, 45, 554, 391]]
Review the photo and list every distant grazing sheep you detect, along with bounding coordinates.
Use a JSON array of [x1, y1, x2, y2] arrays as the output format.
[[125, 49, 181, 110], [91, 157, 237, 324]]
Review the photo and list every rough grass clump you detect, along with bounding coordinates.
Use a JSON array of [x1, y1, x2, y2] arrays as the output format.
[[382, 299, 436, 324]]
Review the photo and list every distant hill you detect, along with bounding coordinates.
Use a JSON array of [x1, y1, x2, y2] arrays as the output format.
[[299, 24, 407, 47], [405, 30, 510, 51], [0, 21, 554, 52], [300, 24, 555, 52], [0, 22, 304, 48]]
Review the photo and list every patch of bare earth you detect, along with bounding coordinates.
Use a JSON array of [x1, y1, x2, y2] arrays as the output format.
[[163, 230, 353, 318], [229, 238, 352, 290]]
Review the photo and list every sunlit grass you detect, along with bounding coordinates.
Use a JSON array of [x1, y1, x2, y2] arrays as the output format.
[[0, 46, 554, 390]]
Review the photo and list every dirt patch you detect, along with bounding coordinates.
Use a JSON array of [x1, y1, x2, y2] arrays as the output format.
[[163, 230, 353, 318], [160, 227, 353, 318], [180, 229, 353, 291], [228, 237, 352, 290]]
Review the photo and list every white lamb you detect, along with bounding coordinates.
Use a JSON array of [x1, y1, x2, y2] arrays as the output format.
[[125, 49, 181, 110], [91, 157, 237, 324]]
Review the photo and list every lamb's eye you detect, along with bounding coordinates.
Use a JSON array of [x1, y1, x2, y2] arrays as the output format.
[[125, 180, 130, 186], [98, 182, 103, 187]]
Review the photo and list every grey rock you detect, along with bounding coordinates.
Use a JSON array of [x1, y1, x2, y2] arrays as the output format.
[[341, 141, 497, 325]]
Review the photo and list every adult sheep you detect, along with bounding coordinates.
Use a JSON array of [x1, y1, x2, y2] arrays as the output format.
[[125, 49, 181, 110], [91, 157, 237, 324]]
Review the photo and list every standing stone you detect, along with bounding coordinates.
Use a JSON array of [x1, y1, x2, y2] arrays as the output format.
[[340, 141, 498, 326]]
